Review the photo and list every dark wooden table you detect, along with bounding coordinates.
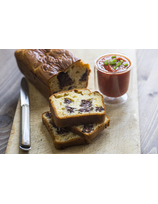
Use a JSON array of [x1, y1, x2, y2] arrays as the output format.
[[0, 49, 157, 154]]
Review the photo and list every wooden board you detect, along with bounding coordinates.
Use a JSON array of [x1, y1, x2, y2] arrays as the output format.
[[5, 49, 141, 154]]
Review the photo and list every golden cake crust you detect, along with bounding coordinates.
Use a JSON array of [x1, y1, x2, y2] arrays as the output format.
[[15, 49, 80, 82]]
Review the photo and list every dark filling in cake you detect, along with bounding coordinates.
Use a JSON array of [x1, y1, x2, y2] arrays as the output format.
[[46, 112, 51, 119], [82, 124, 94, 133], [79, 107, 94, 113], [95, 106, 105, 112], [64, 98, 73, 104], [66, 106, 75, 113], [79, 69, 88, 81], [64, 100, 104, 113], [56, 127, 70, 135], [57, 72, 73, 89], [50, 121, 70, 134], [79, 99, 93, 112], [80, 99, 92, 107]]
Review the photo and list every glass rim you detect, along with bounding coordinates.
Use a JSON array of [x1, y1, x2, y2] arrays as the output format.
[[94, 53, 133, 75]]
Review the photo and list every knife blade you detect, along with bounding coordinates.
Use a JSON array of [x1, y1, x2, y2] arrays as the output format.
[[20, 77, 31, 151]]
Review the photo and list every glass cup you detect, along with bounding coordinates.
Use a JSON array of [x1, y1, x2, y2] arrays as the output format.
[[94, 53, 133, 105]]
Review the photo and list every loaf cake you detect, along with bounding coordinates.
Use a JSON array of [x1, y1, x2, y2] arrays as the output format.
[[42, 112, 88, 150], [49, 89, 106, 127], [51, 114, 110, 143], [15, 49, 91, 98]]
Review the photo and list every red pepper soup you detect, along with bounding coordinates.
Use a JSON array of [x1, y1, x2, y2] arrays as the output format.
[[96, 54, 132, 97]]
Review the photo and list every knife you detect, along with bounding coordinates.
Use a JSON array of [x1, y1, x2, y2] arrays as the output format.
[[20, 77, 31, 151]]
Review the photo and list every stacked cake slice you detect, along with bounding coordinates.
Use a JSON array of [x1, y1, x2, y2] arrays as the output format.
[[42, 88, 110, 150]]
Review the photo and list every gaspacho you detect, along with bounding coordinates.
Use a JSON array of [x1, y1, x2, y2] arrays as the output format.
[[96, 54, 132, 97]]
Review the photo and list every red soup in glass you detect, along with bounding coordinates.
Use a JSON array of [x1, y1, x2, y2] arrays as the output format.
[[95, 54, 132, 98]]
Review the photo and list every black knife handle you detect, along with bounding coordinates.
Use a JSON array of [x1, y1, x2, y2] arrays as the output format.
[[20, 104, 31, 151]]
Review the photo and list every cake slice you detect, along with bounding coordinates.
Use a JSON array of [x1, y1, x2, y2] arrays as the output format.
[[42, 112, 88, 150], [51, 114, 110, 144], [49, 89, 106, 127], [70, 115, 110, 143], [43, 111, 110, 149]]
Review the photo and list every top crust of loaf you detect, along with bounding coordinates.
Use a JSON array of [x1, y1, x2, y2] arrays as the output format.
[[15, 49, 81, 85], [49, 88, 106, 127]]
